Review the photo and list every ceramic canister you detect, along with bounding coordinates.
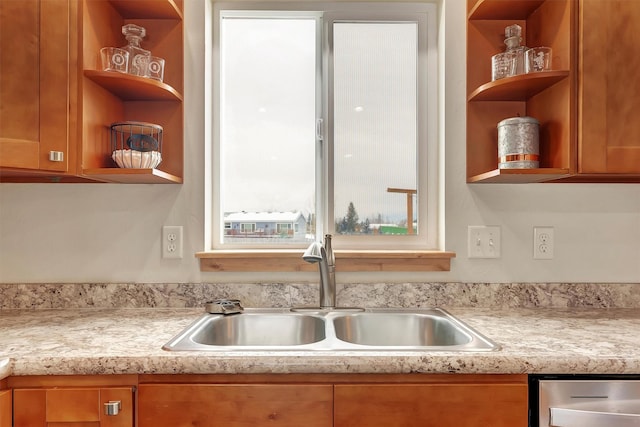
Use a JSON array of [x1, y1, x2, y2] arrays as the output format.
[[497, 116, 540, 169]]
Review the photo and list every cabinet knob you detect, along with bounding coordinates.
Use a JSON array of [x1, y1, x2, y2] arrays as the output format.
[[48, 151, 64, 162], [104, 400, 122, 416]]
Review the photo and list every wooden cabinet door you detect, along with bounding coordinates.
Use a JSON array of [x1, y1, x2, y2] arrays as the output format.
[[579, 0, 640, 174], [13, 387, 133, 427], [334, 383, 528, 427], [0, 389, 11, 427], [138, 384, 333, 427], [0, 0, 72, 172]]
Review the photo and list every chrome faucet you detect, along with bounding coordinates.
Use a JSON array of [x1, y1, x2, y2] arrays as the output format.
[[303, 234, 336, 309]]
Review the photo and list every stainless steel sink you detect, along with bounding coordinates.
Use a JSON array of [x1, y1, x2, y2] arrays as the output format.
[[332, 312, 473, 347], [191, 312, 325, 346], [163, 308, 498, 352]]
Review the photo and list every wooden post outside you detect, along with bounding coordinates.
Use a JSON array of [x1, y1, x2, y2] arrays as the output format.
[[386, 188, 417, 234]]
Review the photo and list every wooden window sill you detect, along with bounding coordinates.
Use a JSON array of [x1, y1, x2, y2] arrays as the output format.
[[196, 250, 455, 272]]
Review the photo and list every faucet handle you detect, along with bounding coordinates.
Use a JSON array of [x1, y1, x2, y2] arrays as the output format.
[[324, 234, 334, 265]]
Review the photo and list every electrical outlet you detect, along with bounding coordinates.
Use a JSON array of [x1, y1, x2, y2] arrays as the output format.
[[467, 226, 501, 259], [162, 226, 183, 259], [533, 226, 554, 259]]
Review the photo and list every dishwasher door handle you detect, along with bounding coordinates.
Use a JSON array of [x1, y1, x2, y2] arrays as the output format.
[[550, 407, 640, 427]]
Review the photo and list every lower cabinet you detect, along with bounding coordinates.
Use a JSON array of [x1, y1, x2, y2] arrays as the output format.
[[0, 389, 11, 427], [138, 384, 334, 427], [334, 382, 528, 427], [137, 374, 528, 427], [13, 387, 134, 427], [6, 374, 528, 426]]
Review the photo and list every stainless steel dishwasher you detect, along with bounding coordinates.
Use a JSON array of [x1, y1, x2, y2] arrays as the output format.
[[530, 375, 640, 427]]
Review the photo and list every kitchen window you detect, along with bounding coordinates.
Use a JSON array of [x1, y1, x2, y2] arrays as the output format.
[[200, 2, 452, 271]]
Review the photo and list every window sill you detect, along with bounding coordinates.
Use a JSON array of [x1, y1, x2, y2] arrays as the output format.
[[196, 250, 455, 272]]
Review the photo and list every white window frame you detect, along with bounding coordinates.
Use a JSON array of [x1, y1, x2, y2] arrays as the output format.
[[209, 2, 440, 252]]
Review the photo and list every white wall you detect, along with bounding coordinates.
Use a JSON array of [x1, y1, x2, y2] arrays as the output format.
[[0, 0, 638, 284]]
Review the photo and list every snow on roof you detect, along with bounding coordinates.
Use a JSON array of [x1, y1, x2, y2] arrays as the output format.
[[224, 211, 305, 222]]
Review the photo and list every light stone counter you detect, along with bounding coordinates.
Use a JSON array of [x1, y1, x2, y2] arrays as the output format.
[[1, 307, 639, 377]]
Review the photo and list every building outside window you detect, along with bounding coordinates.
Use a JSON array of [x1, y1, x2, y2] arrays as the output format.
[[240, 223, 256, 234]]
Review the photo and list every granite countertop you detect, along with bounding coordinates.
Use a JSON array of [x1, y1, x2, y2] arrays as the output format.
[[1, 307, 639, 378]]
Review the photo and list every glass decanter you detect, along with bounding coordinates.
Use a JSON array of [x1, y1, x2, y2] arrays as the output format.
[[120, 24, 151, 77], [503, 24, 528, 76]]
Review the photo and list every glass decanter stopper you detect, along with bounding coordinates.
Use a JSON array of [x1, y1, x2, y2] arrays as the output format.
[[120, 24, 151, 76]]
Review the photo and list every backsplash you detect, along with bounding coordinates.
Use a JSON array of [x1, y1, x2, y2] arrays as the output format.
[[0, 282, 638, 310]]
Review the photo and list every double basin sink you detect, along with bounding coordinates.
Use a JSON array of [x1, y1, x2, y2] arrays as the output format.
[[163, 308, 498, 352]]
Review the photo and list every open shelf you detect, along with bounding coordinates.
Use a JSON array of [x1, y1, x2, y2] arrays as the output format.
[[469, 0, 545, 20], [467, 168, 571, 184], [466, 0, 575, 183], [468, 71, 570, 102], [80, 0, 184, 184], [82, 167, 182, 184], [84, 70, 182, 101], [108, 0, 183, 20]]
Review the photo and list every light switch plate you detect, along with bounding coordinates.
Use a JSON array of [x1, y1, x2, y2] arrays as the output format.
[[467, 225, 501, 259]]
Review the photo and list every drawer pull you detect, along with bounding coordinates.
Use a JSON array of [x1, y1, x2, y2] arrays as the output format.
[[49, 151, 64, 162], [104, 400, 122, 416]]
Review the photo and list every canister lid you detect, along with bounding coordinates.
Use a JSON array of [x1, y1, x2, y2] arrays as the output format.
[[497, 116, 539, 127]]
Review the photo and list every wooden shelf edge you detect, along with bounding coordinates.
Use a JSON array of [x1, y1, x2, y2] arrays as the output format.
[[468, 71, 570, 102], [549, 174, 640, 183], [468, 0, 545, 20], [467, 168, 571, 183], [82, 168, 182, 184], [0, 174, 100, 183], [108, 0, 183, 20], [197, 250, 455, 272], [84, 70, 183, 102]]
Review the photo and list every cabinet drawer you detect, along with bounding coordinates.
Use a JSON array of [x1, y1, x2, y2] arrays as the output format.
[[13, 387, 133, 427], [0, 390, 11, 427], [138, 384, 333, 427], [47, 389, 100, 422], [335, 383, 528, 427]]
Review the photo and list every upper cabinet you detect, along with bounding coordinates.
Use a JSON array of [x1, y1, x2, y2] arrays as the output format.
[[0, 0, 84, 181], [467, 0, 640, 183], [576, 0, 640, 179], [0, 0, 184, 183]]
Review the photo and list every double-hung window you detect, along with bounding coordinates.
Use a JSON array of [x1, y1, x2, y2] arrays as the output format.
[[209, 2, 440, 256]]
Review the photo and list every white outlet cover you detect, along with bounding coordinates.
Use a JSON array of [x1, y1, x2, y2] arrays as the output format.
[[162, 225, 184, 259], [533, 226, 554, 260]]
